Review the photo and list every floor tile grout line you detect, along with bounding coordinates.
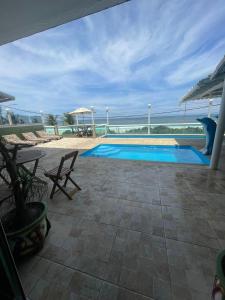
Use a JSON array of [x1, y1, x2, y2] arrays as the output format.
[[160, 193, 173, 300], [165, 236, 221, 251], [203, 215, 224, 251], [46, 212, 222, 251], [34, 254, 156, 300], [47, 213, 220, 250], [47, 200, 163, 212]]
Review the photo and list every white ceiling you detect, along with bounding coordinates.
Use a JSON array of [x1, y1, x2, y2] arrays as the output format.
[[0, 0, 129, 46]]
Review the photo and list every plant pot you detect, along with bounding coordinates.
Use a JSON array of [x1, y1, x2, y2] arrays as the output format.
[[4, 202, 50, 260]]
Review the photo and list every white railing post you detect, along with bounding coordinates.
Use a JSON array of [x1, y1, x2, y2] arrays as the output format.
[[54, 125, 59, 135], [90, 106, 96, 138], [208, 99, 213, 118], [40, 110, 45, 125], [6, 108, 13, 125], [148, 104, 151, 134], [106, 107, 109, 125]]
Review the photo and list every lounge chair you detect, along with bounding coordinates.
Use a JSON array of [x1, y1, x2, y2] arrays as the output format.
[[22, 132, 48, 143], [44, 150, 81, 199], [2, 134, 37, 146], [36, 130, 62, 140]]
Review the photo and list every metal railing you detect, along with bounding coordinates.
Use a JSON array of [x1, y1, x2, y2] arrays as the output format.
[[0, 109, 42, 126], [44, 122, 205, 137], [103, 123, 204, 136]]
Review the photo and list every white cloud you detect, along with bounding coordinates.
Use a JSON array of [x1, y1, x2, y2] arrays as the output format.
[[167, 39, 225, 85]]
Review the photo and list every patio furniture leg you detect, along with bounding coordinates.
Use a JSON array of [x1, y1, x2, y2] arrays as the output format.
[[19, 158, 39, 178], [50, 181, 57, 199], [67, 176, 81, 190], [32, 159, 39, 176], [63, 174, 69, 187], [54, 181, 73, 200]]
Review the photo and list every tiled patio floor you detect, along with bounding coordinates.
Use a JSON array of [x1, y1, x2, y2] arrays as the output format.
[[17, 138, 225, 300]]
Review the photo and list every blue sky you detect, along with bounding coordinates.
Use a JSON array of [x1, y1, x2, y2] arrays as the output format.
[[0, 0, 225, 117]]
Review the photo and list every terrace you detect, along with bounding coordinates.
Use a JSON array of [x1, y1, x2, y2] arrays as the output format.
[[15, 136, 225, 299]]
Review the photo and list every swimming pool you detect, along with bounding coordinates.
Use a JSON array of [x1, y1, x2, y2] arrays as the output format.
[[104, 134, 205, 139], [81, 144, 210, 165]]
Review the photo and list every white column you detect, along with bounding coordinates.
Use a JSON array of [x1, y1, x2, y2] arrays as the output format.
[[28, 115, 32, 123], [208, 99, 213, 118], [90, 106, 95, 125], [90, 106, 96, 138], [106, 107, 109, 125], [40, 110, 45, 125], [106, 107, 109, 135], [54, 115, 59, 135], [6, 108, 13, 125], [210, 79, 225, 169], [148, 104, 151, 134]]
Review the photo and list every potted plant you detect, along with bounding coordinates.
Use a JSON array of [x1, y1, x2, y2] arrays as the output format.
[[0, 140, 50, 260]]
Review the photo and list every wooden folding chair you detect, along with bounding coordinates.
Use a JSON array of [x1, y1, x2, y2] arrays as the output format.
[[44, 151, 81, 200]]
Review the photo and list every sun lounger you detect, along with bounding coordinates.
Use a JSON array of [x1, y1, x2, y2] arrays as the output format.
[[36, 130, 62, 140], [22, 132, 48, 143], [2, 134, 37, 146]]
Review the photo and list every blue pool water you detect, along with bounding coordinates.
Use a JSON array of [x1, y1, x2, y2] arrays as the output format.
[[104, 134, 205, 139], [81, 144, 210, 165]]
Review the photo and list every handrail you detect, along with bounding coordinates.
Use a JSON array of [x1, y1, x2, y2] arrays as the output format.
[[105, 133, 205, 135], [0, 123, 43, 128], [44, 122, 202, 128], [105, 122, 202, 127], [44, 124, 106, 127], [43, 122, 205, 137]]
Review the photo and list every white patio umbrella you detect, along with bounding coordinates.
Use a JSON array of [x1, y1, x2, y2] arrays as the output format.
[[68, 107, 92, 124]]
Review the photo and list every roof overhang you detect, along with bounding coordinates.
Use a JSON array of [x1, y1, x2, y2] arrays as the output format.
[[0, 91, 15, 103], [0, 0, 129, 46], [211, 55, 225, 79], [181, 74, 224, 102], [181, 55, 225, 103]]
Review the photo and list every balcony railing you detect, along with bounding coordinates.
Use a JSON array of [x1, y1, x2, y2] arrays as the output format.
[[44, 122, 205, 137]]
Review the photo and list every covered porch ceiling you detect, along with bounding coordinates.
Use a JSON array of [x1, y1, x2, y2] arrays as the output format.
[[0, 0, 129, 46]]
